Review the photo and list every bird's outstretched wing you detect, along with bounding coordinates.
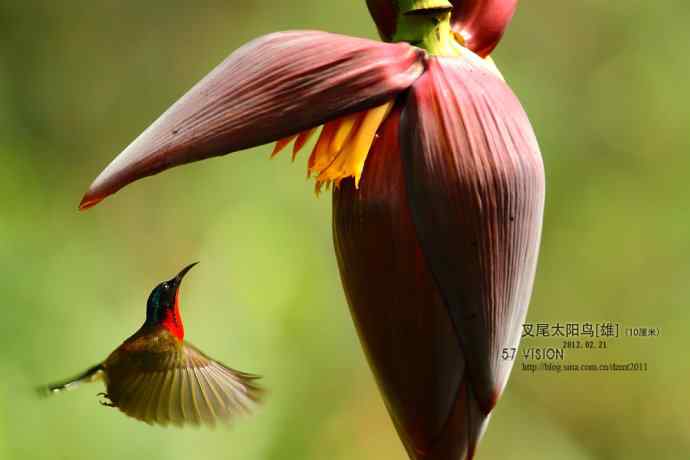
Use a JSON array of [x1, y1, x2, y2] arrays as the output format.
[[111, 342, 262, 427]]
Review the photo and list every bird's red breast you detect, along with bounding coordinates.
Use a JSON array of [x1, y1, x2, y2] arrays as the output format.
[[161, 289, 184, 340]]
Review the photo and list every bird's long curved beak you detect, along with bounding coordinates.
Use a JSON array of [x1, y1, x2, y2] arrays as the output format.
[[173, 262, 199, 287]]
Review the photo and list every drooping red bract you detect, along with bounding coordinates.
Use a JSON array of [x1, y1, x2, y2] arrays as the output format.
[[80, 31, 424, 208], [401, 53, 544, 414], [333, 106, 489, 459]]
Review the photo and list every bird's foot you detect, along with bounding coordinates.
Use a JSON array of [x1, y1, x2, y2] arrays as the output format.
[[97, 392, 115, 407]]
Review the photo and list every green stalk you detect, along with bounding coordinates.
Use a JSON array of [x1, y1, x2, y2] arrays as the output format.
[[392, 1, 461, 56]]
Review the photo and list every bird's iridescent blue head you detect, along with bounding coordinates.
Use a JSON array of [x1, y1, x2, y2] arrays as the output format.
[[145, 262, 198, 339]]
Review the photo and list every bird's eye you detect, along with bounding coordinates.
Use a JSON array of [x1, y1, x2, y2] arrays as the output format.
[[163, 283, 169, 290]]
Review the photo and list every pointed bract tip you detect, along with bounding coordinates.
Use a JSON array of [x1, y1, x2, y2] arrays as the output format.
[[78, 193, 103, 211]]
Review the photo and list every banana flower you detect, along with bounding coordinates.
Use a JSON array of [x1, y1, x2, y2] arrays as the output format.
[[80, 1, 544, 458]]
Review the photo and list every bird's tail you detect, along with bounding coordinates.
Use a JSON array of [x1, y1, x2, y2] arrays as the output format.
[[39, 364, 104, 396]]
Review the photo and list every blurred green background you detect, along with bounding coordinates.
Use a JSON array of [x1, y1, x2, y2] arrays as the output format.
[[1, 1, 688, 459]]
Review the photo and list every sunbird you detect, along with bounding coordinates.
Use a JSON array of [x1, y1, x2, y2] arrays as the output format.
[[43, 262, 262, 427]]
